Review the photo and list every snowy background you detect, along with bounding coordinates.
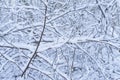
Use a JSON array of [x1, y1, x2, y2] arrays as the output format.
[[0, 0, 120, 80]]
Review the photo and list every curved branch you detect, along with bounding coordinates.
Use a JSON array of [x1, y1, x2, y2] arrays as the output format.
[[21, 1, 48, 76]]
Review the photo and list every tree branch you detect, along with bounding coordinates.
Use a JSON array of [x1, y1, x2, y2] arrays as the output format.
[[21, 1, 48, 77]]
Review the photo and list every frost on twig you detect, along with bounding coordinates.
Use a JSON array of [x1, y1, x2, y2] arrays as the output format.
[[0, 0, 120, 80]]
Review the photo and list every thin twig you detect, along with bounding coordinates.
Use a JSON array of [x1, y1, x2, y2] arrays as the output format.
[[96, 0, 106, 18], [75, 44, 109, 80], [21, 0, 48, 77], [70, 49, 76, 80]]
